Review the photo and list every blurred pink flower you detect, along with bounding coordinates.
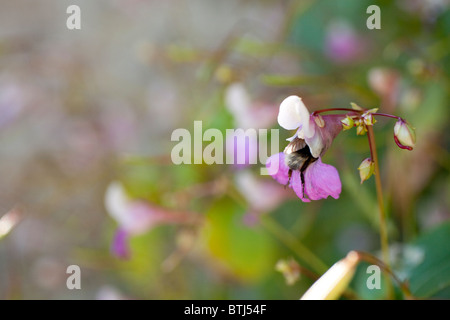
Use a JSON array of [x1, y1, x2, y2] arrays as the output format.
[[99, 102, 138, 153], [325, 20, 365, 64], [398, 0, 448, 23], [235, 170, 290, 215], [224, 83, 277, 168], [225, 83, 277, 130], [105, 181, 193, 258], [368, 68, 400, 112], [96, 285, 129, 300], [0, 83, 26, 128], [111, 228, 130, 259]]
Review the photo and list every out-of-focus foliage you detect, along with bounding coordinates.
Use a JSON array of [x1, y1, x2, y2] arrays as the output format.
[[0, 0, 448, 299]]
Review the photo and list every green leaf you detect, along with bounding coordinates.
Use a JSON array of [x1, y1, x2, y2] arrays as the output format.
[[408, 222, 450, 298], [200, 196, 275, 282]]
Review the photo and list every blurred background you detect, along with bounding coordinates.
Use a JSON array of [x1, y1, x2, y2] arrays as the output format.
[[0, 0, 449, 299]]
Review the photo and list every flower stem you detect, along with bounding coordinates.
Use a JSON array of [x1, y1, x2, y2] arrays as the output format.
[[260, 215, 328, 274], [372, 113, 401, 120], [366, 126, 393, 298], [354, 251, 415, 299]]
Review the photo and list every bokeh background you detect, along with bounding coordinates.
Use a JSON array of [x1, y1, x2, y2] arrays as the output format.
[[0, 0, 449, 300]]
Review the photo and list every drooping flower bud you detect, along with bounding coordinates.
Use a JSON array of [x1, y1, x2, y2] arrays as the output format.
[[300, 251, 359, 300], [358, 158, 375, 184], [394, 119, 416, 151], [341, 116, 354, 131]]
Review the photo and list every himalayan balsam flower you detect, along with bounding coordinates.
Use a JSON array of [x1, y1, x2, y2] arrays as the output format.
[[225, 83, 278, 168], [267, 96, 342, 202], [225, 83, 277, 130], [325, 20, 365, 64], [105, 181, 191, 258], [235, 170, 290, 225]]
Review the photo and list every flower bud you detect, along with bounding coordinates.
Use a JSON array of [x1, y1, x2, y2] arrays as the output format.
[[341, 116, 354, 131], [275, 258, 301, 286], [356, 123, 367, 136], [350, 102, 363, 111], [358, 158, 375, 183], [300, 251, 359, 300], [394, 119, 416, 150], [363, 113, 376, 126]]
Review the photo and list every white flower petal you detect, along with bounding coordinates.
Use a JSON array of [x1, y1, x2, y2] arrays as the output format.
[[305, 130, 324, 158], [278, 96, 309, 130], [105, 181, 152, 234], [105, 181, 130, 225], [286, 132, 298, 142], [299, 119, 316, 139], [225, 83, 252, 128]]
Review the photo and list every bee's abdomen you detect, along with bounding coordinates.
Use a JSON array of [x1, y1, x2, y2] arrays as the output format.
[[284, 146, 317, 171], [285, 153, 307, 171]]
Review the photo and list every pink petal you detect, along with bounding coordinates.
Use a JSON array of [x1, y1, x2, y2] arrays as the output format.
[[111, 228, 130, 259], [235, 170, 288, 212], [266, 152, 290, 185], [304, 158, 341, 200], [290, 170, 310, 202]]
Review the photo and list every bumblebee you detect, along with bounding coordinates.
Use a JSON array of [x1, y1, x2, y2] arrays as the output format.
[[284, 137, 318, 188]]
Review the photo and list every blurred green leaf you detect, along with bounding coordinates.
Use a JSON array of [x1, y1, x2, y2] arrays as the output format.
[[261, 74, 322, 86], [201, 196, 275, 282], [351, 262, 388, 300], [408, 222, 450, 298]]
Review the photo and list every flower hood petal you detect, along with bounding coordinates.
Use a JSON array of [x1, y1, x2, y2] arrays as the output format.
[[306, 115, 343, 158]]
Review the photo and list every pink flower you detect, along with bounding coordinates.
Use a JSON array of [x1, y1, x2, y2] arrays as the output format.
[[105, 181, 194, 258], [225, 83, 278, 169], [267, 96, 342, 202], [0, 83, 26, 128], [235, 170, 291, 225], [225, 83, 277, 130], [235, 170, 289, 212], [111, 228, 130, 259], [267, 153, 341, 202], [325, 20, 366, 64]]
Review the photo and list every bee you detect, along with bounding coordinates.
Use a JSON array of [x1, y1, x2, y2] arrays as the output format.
[[284, 137, 318, 189]]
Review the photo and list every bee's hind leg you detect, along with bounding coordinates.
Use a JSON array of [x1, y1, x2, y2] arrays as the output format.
[[285, 169, 292, 189]]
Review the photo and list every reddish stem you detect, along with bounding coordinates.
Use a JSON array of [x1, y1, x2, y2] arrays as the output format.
[[372, 113, 401, 120]]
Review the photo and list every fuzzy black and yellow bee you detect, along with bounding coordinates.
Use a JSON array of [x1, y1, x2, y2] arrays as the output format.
[[284, 137, 318, 189]]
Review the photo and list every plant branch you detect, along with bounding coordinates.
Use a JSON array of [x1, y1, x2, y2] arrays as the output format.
[[366, 126, 393, 298], [260, 215, 328, 274]]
